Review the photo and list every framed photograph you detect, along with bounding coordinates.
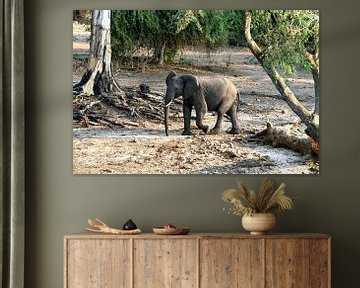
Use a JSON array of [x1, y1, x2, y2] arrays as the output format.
[[73, 10, 319, 175]]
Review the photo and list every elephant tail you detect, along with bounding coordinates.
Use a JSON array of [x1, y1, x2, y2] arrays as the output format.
[[236, 90, 240, 110]]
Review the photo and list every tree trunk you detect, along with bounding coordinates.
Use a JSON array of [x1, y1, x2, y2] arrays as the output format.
[[159, 41, 166, 66], [243, 11, 319, 142], [154, 40, 166, 66], [312, 68, 320, 115], [307, 52, 320, 115], [74, 10, 121, 96]]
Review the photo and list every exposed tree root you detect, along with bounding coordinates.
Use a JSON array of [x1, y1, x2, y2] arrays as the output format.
[[73, 85, 182, 129]]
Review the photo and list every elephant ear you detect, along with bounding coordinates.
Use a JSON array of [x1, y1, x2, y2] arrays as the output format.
[[181, 75, 199, 99], [181, 75, 207, 114], [166, 70, 177, 85]]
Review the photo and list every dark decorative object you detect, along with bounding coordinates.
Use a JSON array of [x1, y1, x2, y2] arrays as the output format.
[[123, 219, 137, 230]]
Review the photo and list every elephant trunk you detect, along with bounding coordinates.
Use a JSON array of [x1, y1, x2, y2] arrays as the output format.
[[164, 105, 169, 136], [164, 88, 175, 107], [164, 88, 175, 136]]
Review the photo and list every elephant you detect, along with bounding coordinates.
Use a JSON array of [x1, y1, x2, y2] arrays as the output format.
[[164, 70, 240, 136]]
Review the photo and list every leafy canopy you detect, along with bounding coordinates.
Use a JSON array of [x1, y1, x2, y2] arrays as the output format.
[[251, 10, 319, 74], [109, 10, 319, 71], [111, 10, 245, 60]]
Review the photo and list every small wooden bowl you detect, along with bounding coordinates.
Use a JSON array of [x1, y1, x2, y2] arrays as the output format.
[[153, 227, 190, 235]]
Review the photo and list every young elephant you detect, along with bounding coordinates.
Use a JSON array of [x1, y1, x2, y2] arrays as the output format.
[[164, 70, 240, 136]]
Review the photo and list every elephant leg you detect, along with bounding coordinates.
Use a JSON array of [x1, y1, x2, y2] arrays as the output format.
[[182, 103, 192, 135], [210, 111, 224, 134], [195, 106, 209, 133], [226, 105, 240, 134], [210, 101, 231, 134]]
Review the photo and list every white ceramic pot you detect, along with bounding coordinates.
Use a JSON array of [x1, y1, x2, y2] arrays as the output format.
[[242, 213, 276, 235]]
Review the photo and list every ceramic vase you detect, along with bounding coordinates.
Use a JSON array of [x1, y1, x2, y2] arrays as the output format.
[[242, 213, 276, 235]]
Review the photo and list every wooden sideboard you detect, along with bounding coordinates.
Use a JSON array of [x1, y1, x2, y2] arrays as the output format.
[[64, 233, 330, 288]]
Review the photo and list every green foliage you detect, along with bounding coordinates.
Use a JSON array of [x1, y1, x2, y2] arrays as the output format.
[[220, 10, 245, 47], [251, 10, 319, 74], [109, 10, 319, 70], [174, 10, 204, 34], [111, 10, 160, 58], [164, 47, 178, 64], [200, 11, 228, 49], [110, 10, 246, 62]]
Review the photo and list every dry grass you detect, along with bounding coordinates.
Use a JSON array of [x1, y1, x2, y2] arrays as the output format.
[[222, 179, 294, 216]]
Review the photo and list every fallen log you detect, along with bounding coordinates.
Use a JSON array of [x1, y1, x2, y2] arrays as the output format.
[[251, 122, 318, 156], [123, 121, 140, 127]]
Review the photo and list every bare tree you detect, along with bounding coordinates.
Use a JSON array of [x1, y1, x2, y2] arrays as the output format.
[[74, 10, 121, 96]]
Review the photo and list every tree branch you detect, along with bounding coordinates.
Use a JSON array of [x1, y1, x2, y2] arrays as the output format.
[[243, 11, 319, 141]]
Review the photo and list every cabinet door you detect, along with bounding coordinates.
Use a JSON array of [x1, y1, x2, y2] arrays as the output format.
[[66, 239, 131, 288], [266, 239, 310, 288], [309, 239, 330, 288], [200, 239, 264, 288], [134, 239, 198, 288]]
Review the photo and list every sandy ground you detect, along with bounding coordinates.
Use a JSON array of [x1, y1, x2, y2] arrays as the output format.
[[73, 22, 318, 175]]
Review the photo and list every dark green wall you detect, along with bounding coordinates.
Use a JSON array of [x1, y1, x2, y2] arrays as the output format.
[[25, 0, 360, 287]]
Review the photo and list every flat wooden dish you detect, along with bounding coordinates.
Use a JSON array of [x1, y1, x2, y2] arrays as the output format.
[[153, 227, 190, 235]]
